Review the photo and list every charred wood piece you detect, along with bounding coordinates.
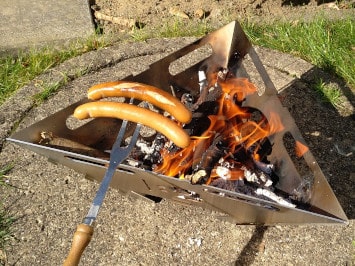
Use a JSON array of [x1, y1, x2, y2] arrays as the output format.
[[253, 159, 274, 175], [193, 68, 223, 111], [130, 134, 167, 167], [191, 134, 227, 184], [181, 93, 194, 112]]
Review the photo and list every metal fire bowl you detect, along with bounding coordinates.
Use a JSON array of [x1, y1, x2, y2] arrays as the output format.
[[8, 21, 348, 224]]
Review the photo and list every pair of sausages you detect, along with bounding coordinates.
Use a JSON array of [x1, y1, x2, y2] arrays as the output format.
[[73, 81, 192, 148]]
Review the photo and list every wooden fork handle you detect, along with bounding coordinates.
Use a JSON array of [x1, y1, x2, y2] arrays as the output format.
[[63, 224, 94, 266]]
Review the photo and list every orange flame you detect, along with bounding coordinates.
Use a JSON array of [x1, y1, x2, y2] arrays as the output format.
[[295, 140, 309, 158], [155, 77, 285, 182]]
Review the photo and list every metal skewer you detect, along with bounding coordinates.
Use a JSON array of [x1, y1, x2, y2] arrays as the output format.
[[63, 111, 141, 266]]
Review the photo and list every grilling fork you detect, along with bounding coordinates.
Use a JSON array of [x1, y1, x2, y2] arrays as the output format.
[[63, 114, 141, 266]]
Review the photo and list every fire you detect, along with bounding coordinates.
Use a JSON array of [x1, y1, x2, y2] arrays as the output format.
[[155, 77, 285, 184], [295, 140, 309, 158]]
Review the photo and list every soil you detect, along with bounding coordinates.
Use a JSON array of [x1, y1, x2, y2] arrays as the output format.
[[93, 0, 354, 34]]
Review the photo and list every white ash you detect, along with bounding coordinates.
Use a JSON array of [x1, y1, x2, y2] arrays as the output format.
[[243, 167, 262, 183], [215, 166, 231, 180], [217, 157, 234, 168], [255, 188, 296, 208], [125, 158, 140, 167], [263, 178, 273, 187], [198, 70, 207, 92], [135, 139, 155, 155], [181, 93, 194, 110], [215, 158, 236, 180], [191, 169, 207, 184], [214, 159, 273, 187], [243, 167, 273, 187]]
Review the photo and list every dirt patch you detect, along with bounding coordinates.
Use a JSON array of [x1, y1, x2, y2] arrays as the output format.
[[93, 0, 354, 33]]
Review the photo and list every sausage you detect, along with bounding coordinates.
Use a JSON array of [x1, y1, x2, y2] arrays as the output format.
[[87, 81, 192, 124], [73, 102, 191, 148]]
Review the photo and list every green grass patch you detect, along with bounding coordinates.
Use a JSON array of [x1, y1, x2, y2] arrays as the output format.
[[242, 16, 355, 89], [131, 18, 213, 41], [0, 208, 14, 250], [0, 33, 109, 105], [313, 79, 342, 107], [158, 19, 212, 38], [33, 79, 67, 105], [1, 17, 353, 106]]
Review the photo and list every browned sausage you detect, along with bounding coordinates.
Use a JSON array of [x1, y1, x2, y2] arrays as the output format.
[[87, 81, 192, 124], [73, 102, 190, 148]]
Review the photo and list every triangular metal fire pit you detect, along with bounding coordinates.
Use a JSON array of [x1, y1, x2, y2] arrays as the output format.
[[8, 21, 348, 224]]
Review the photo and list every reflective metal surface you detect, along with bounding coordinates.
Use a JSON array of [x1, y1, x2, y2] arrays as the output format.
[[8, 21, 348, 224]]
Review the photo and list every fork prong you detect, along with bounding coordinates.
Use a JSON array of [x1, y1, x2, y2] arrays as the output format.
[[115, 98, 136, 146], [115, 119, 129, 146], [127, 123, 141, 149]]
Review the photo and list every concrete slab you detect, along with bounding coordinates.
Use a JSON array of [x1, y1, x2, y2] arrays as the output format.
[[0, 38, 353, 265], [0, 0, 94, 56]]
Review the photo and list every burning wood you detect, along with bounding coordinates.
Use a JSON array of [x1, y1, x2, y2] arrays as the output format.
[[37, 68, 296, 208], [139, 68, 296, 208]]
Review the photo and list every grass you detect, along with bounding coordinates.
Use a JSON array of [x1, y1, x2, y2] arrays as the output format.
[[242, 16, 355, 89], [313, 79, 342, 106], [0, 33, 109, 105], [131, 18, 213, 41], [1, 17, 353, 106], [158, 19, 213, 38], [33, 77, 68, 105]]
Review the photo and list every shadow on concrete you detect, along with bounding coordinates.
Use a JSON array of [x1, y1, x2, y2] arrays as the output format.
[[278, 65, 354, 219], [233, 65, 353, 264], [234, 226, 268, 266]]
